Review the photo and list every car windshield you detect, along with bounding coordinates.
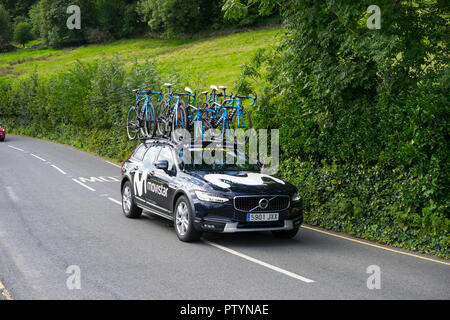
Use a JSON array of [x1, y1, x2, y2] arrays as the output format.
[[177, 147, 260, 172]]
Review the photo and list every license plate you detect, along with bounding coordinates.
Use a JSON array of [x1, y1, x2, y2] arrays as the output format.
[[246, 213, 279, 222]]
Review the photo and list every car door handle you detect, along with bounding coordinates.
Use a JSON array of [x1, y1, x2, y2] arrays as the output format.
[[149, 170, 155, 176]]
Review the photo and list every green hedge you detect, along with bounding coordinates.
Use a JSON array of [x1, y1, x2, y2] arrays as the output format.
[[231, 0, 449, 258], [0, 58, 162, 161]]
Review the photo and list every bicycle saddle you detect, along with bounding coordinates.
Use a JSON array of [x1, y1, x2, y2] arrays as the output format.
[[164, 83, 173, 87], [202, 91, 209, 95], [219, 86, 227, 90], [184, 87, 193, 94], [210, 85, 218, 91]]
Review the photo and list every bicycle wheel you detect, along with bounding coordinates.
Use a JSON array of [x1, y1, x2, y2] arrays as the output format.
[[144, 103, 157, 138], [156, 101, 170, 137], [203, 102, 223, 132], [126, 106, 139, 140], [171, 101, 188, 142]]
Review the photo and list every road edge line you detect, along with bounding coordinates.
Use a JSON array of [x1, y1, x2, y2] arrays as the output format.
[[301, 225, 450, 266]]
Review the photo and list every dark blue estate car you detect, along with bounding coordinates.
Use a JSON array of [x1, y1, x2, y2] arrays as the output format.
[[120, 139, 303, 242]]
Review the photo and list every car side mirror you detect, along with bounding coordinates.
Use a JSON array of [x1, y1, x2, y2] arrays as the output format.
[[155, 160, 169, 170]]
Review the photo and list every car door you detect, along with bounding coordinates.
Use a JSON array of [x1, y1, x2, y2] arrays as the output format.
[[129, 144, 149, 206], [147, 146, 177, 214], [141, 145, 161, 203]]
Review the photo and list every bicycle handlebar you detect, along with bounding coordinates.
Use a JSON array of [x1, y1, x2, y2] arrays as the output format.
[[233, 94, 257, 106], [134, 89, 162, 102]]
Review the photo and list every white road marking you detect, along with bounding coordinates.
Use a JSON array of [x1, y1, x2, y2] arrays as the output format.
[[72, 178, 96, 192], [8, 145, 24, 152], [203, 240, 315, 283], [78, 176, 120, 183], [108, 198, 122, 205], [51, 164, 67, 175], [5, 186, 19, 203], [105, 161, 121, 168], [30, 153, 46, 162]]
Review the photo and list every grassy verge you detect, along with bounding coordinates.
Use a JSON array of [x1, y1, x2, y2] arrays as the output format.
[[0, 28, 282, 86]]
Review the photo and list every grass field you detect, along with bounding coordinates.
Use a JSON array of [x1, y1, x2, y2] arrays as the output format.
[[0, 28, 281, 87]]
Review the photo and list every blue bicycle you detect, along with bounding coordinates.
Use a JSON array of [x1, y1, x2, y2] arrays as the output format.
[[155, 83, 188, 141], [126, 89, 161, 140], [203, 85, 256, 141]]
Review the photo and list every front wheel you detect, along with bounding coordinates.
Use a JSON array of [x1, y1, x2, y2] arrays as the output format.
[[126, 107, 139, 140], [156, 102, 170, 137], [122, 181, 142, 218], [144, 104, 157, 138], [174, 196, 202, 242], [171, 102, 188, 142]]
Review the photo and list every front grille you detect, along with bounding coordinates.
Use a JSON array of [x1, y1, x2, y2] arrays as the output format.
[[234, 195, 290, 212]]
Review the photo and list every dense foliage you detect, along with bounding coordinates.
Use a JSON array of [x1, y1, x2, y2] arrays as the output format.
[[0, 0, 279, 48], [0, 59, 162, 160], [228, 0, 449, 257], [0, 4, 12, 50], [136, 0, 276, 37]]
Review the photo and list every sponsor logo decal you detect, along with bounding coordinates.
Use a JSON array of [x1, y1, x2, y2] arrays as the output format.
[[133, 170, 168, 198]]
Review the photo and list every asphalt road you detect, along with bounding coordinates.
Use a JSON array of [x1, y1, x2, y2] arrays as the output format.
[[0, 135, 449, 300]]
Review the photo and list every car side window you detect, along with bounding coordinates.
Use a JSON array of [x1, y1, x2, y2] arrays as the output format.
[[132, 144, 147, 161], [143, 146, 161, 166], [157, 147, 174, 171]]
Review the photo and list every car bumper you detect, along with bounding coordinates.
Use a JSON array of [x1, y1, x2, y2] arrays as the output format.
[[191, 194, 303, 233], [194, 213, 303, 233], [0, 132, 5, 139], [222, 218, 301, 233]]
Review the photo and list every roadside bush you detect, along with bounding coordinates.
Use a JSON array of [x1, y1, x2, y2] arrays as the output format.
[[0, 58, 161, 161], [228, 0, 449, 257]]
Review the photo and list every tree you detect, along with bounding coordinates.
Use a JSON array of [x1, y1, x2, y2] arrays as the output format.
[[29, 0, 96, 47], [93, 0, 142, 39], [14, 21, 33, 47], [137, 0, 226, 36], [0, 0, 38, 18], [0, 4, 12, 50]]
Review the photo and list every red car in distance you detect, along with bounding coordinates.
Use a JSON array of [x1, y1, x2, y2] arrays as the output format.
[[0, 122, 5, 141]]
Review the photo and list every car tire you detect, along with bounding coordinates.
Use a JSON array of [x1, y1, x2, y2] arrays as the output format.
[[174, 196, 202, 242], [121, 180, 142, 218], [272, 227, 299, 239]]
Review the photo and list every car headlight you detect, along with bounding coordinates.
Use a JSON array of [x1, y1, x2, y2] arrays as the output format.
[[291, 191, 301, 202], [195, 191, 228, 203]]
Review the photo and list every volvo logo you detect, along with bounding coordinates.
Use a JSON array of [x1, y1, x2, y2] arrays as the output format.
[[259, 198, 269, 210]]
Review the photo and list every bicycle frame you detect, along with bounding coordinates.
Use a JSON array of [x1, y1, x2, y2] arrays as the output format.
[[135, 90, 161, 123]]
